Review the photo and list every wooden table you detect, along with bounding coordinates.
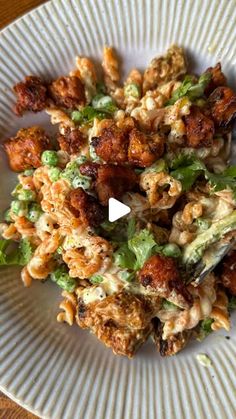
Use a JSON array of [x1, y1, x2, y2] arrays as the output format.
[[0, 4, 47, 419]]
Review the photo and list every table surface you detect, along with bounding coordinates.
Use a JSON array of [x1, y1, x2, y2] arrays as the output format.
[[0, 2, 47, 416]]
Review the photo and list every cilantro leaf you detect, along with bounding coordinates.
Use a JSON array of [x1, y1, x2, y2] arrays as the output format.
[[170, 153, 236, 196], [113, 242, 136, 270], [128, 229, 157, 270], [166, 72, 211, 106], [171, 158, 205, 191]]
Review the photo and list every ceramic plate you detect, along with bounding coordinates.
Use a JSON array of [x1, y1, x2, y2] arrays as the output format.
[[0, 1, 236, 418]]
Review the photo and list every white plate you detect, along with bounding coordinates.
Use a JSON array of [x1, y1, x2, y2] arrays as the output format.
[[0, 1, 236, 418]]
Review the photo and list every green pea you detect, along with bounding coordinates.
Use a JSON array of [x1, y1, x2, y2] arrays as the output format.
[[76, 155, 87, 165], [18, 189, 36, 202], [11, 200, 28, 217], [4, 209, 12, 222], [41, 150, 58, 167], [60, 161, 80, 183], [27, 203, 42, 223], [124, 83, 141, 98], [72, 175, 91, 190], [48, 167, 61, 182], [11, 183, 23, 198], [51, 266, 76, 292], [162, 243, 181, 258]]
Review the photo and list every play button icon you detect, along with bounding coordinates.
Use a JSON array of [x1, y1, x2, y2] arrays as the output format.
[[108, 198, 131, 222]]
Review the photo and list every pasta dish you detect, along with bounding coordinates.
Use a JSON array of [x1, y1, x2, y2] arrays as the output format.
[[1, 45, 236, 358]]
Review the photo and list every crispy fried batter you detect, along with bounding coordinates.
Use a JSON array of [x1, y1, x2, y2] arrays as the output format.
[[67, 187, 105, 227], [152, 318, 191, 356], [49, 76, 85, 108], [204, 63, 227, 95], [92, 124, 130, 164], [209, 86, 236, 127], [143, 45, 187, 93], [95, 164, 137, 206], [79, 162, 100, 178], [57, 127, 84, 154], [77, 291, 154, 357], [128, 128, 165, 167], [220, 250, 236, 295], [139, 254, 192, 308], [14, 76, 48, 115], [184, 105, 215, 148], [4, 126, 51, 172]]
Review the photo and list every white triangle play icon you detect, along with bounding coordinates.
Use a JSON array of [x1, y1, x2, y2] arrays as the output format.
[[108, 198, 131, 222]]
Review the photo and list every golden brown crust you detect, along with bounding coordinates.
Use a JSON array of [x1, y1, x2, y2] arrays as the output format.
[[57, 128, 85, 154], [138, 255, 192, 308], [92, 124, 130, 164], [220, 250, 236, 295], [128, 128, 165, 167], [95, 164, 138, 206], [77, 291, 154, 357], [152, 318, 191, 356], [204, 63, 227, 96], [14, 76, 48, 115], [66, 187, 105, 227], [184, 105, 215, 148], [209, 86, 236, 127], [49, 76, 86, 108], [4, 126, 51, 172]]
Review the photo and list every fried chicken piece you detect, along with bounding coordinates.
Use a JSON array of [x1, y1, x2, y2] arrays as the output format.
[[152, 318, 192, 356], [208, 86, 236, 127], [220, 250, 236, 295], [204, 63, 227, 96], [79, 162, 100, 178], [143, 45, 187, 93], [95, 164, 138, 206], [57, 127, 84, 154], [14, 76, 48, 115], [4, 126, 51, 172], [49, 76, 86, 108], [92, 124, 129, 164], [184, 105, 215, 148], [77, 291, 154, 358], [138, 254, 192, 308], [67, 187, 105, 227], [128, 128, 165, 167]]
